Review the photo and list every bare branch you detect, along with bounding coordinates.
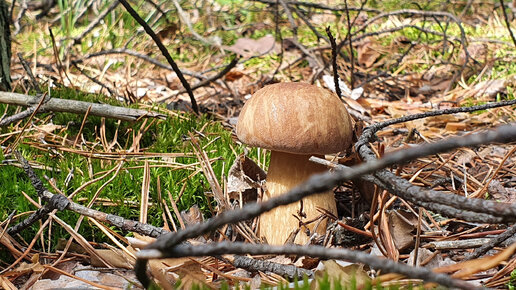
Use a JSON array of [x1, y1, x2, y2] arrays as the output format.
[[0, 91, 166, 122], [138, 242, 479, 289]]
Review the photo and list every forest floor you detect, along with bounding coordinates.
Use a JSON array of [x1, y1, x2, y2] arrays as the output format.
[[1, 0, 516, 289]]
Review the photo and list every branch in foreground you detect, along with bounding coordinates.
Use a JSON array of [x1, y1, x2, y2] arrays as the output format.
[[134, 124, 516, 286], [138, 242, 479, 290], [310, 157, 506, 223], [0, 92, 166, 122], [150, 124, 516, 249]]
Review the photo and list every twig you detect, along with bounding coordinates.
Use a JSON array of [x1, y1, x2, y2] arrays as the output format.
[[227, 254, 313, 279], [72, 1, 119, 45], [499, 0, 516, 47], [325, 27, 342, 99], [250, 0, 381, 13], [343, 0, 355, 89], [0, 106, 42, 127], [75, 48, 206, 80], [17, 53, 41, 93], [278, 0, 297, 36], [156, 55, 240, 103], [290, 5, 329, 43], [465, 224, 516, 260], [171, 0, 219, 47], [71, 62, 121, 99], [7, 194, 69, 235], [135, 124, 516, 287], [117, 0, 199, 114], [139, 242, 478, 289], [0, 91, 166, 122]]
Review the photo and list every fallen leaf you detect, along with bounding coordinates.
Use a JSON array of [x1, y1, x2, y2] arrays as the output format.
[[224, 35, 278, 57], [312, 260, 370, 289], [90, 248, 134, 269], [181, 204, 204, 227], [388, 210, 416, 251], [356, 38, 381, 68], [224, 70, 245, 82], [227, 154, 266, 203]]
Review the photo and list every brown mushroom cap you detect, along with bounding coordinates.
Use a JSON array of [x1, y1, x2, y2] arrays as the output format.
[[236, 82, 353, 155]]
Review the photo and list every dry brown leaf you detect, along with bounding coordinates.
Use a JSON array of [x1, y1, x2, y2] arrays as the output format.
[[224, 35, 278, 58], [224, 71, 245, 82], [388, 210, 416, 251], [10, 253, 45, 276], [445, 122, 468, 132], [356, 38, 381, 68], [312, 260, 370, 289], [175, 259, 209, 289], [456, 149, 477, 166], [157, 23, 179, 42], [181, 204, 204, 227], [227, 154, 266, 203]]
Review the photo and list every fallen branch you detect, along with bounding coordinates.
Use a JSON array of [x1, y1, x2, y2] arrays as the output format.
[[139, 242, 478, 290], [0, 92, 166, 122], [135, 123, 516, 287]]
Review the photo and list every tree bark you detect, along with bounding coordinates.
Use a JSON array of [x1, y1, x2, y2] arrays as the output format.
[[0, 0, 10, 91]]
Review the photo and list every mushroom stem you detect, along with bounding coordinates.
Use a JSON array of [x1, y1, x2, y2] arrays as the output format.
[[260, 151, 337, 245]]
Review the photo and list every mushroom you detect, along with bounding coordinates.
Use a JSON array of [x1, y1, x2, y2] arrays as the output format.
[[236, 82, 353, 245]]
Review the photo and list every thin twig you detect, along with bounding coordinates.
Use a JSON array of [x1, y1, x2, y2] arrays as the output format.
[[465, 224, 516, 260], [117, 0, 199, 114], [75, 48, 206, 79], [17, 53, 41, 93], [156, 56, 240, 103], [72, 1, 119, 45], [139, 242, 479, 289], [499, 0, 516, 47], [250, 0, 381, 13], [343, 0, 355, 89], [325, 27, 342, 99]]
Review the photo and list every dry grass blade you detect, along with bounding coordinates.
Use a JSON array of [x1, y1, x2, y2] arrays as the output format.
[[190, 133, 226, 210], [140, 161, 150, 224], [88, 217, 136, 260]]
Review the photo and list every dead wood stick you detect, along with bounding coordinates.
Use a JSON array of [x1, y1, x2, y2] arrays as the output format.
[[0, 92, 166, 122]]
